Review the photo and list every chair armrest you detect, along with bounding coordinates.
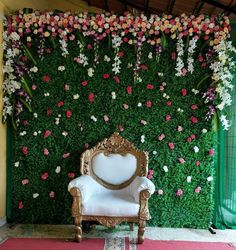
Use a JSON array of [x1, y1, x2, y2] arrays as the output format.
[[68, 175, 102, 203], [129, 176, 155, 203]]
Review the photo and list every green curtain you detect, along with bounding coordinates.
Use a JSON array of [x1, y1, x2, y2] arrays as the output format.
[[213, 21, 236, 229]]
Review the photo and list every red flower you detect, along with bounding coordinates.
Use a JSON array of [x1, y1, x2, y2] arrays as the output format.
[[113, 75, 120, 84], [209, 149, 214, 156], [63, 152, 70, 158], [168, 142, 175, 150], [146, 84, 154, 90], [191, 116, 199, 123], [87, 44, 92, 49], [44, 148, 49, 155], [191, 104, 198, 110], [47, 109, 52, 116], [68, 172, 75, 179], [117, 51, 124, 57], [198, 53, 204, 62], [66, 110, 72, 118], [44, 130, 52, 138], [146, 101, 152, 108], [181, 88, 187, 96], [186, 137, 192, 143], [123, 37, 128, 42], [166, 101, 172, 106], [57, 101, 64, 107], [18, 201, 24, 209], [88, 93, 94, 102], [22, 146, 28, 156], [49, 191, 55, 198], [196, 161, 201, 166], [190, 134, 196, 139], [81, 80, 88, 86], [103, 73, 110, 79], [41, 172, 49, 180], [140, 64, 148, 70], [165, 115, 171, 121], [126, 86, 132, 95], [42, 75, 51, 82]]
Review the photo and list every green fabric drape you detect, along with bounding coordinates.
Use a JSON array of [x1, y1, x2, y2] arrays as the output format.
[[213, 21, 236, 229]]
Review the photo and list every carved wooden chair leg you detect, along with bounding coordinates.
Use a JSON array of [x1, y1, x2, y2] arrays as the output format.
[[137, 220, 146, 244], [129, 222, 134, 231], [74, 216, 82, 242]]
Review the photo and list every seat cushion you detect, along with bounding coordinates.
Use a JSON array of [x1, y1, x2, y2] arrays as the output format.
[[82, 192, 140, 217]]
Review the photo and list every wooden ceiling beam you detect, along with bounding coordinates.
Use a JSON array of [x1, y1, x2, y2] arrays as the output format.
[[166, 0, 176, 14], [202, 0, 236, 14]]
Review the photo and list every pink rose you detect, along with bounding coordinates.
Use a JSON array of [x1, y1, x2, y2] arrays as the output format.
[[168, 142, 175, 150], [196, 161, 201, 166], [198, 54, 204, 62], [103, 115, 109, 122], [186, 137, 192, 143], [66, 110, 72, 118], [103, 73, 110, 79], [209, 149, 214, 156], [178, 158, 185, 164], [195, 186, 201, 193], [44, 130, 52, 138], [171, 52, 176, 60], [181, 88, 187, 96], [57, 101, 64, 107], [68, 172, 75, 179], [41, 172, 49, 180], [63, 153, 70, 158], [22, 179, 29, 185], [88, 93, 95, 102], [126, 86, 132, 94], [47, 109, 52, 116], [32, 84, 37, 90], [118, 124, 124, 132], [87, 44, 92, 49], [157, 189, 164, 195], [191, 104, 198, 110], [117, 51, 124, 57], [177, 126, 183, 132], [190, 134, 196, 139], [18, 201, 24, 209], [22, 146, 28, 156], [166, 101, 172, 106], [160, 85, 164, 91], [191, 116, 199, 123], [165, 115, 171, 121], [140, 64, 148, 70], [123, 104, 129, 109], [113, 75, 120, 84], [49, 191, 55, 198], [81, 80, 88, 86], [176, 189, 183, 196], [44, 148, 49, 155], [146, 100, 152, 108], [146, 84, 154, 90], [140, 120, 147, 125], [158, 134, 165, 141], [182, 68, 187, 76]]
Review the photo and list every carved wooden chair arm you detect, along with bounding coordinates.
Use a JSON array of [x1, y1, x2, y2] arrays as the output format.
[[139, 189, 152, 220]]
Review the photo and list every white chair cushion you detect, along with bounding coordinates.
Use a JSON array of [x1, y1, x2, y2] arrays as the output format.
[[92, 153, 137, 185], [82, 191, 139, 216]]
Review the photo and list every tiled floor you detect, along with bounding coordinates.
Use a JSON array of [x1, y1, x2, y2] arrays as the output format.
[[0, 224, 236, 245]]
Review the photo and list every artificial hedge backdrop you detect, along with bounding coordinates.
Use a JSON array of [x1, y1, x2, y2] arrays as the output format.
[[6, 11, 229, 228]]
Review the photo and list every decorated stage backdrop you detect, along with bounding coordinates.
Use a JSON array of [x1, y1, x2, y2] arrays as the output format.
[[3, 10, 236, 227]]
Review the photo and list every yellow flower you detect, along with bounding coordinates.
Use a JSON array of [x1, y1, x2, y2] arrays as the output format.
[[44, 31, 50, 37]]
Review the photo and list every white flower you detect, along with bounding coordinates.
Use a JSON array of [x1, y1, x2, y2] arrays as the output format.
[[91, 115, 97, 122], [141, 135, 145, 143], [104, 55, 111, 62], [38, 130, 41, 134], [163, 165, 168, 172], [158, 72, 163, 76], [220, 115, 230, 130], [33, 193, 39, 198], [55, 166, 61, 174], [20, 131, 26, 136], [177, 108, 183, 112], [111, 91, 116, 99], [58, 66, 65, 71], [10, 32, 20, 41], [14, 161, 19, 167], [153, 150, 157, 155], [26, 36, 32, 42], [88, 67, 94, 77], [148, 52, 153, 59], [58, 114, 61, 118], [202, 129, 207, 134], [62, 131, 68, 136], [192, 89, 199, 95], [30, 66, 38, 73], [207, 176, 213, 182], [44, 92, 50, 96], [187, 176, 192, 183], [73, 94, 80, 100], [193, 146, 199, 153], [55, 118, 60, 125], [175, 36, 185, 76], [33, 113, 38, 118], [33, 131, 38, 136], [137, 102, 142, 107]]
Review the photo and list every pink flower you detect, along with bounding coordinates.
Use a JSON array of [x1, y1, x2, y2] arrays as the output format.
[[190, 134, 196, 139], [84, 143, 89, 149], [44, 130, 52, 138], [18, 201, 24, 209], [186, 137, 192, 143], [87, 44, 92, 49], [32, 84, 37, 90], [181, 68, 187, 76], [191, 116, 199, 123], [176, 189, 183, 196], [22, 179, 29, 185], [140, 64, 148, 70], [22, 146, 28, 156], [22, 120, 29, 126], [42, 75, 51, 82], [126, 86, 132, 94], [196, 161, 201, 166], [171, 52, 176, 60], [49, 191, 55, 198], [146, 100, 152, 108], [157, 189, 164, 195], [147, 169, 154, 179], [57, 101, 64, 107], [165, 115, 171, 121], [47, 109, 52, 116], [195, 186, 202, 193], [118, 124, 124, 132], [198, 53, 204, 62], [66, 110, 72, 118], [88, 93, 95, 102], [178, 158, 185, 164], [68, 172, 75, 179], [168, 142, 175, 150], [117, 51, 124, 57], [103, 73, 110, 79], [41, 172, 49, 180], [146, 84, 154, 90], [123, 104, 129, 109], [209, 149, 214, 156], [166, 101, 172, 106], [81, 80, 88, 86], [177, 126, 183, 132], [64, 84, 70, 91], [103, 115, 109, 122], [158, 134, 165, 141], [140, 120, 147, 125], [113, 75, 120, 84], [191, 104, 198, 110], [160, 85, 164, 91], [181, 88, 187, 96], [44, 148, 49, 155], [63, 153, 70, 158]]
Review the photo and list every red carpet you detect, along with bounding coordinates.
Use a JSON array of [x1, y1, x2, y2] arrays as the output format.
[[0, 237, 235, 250]]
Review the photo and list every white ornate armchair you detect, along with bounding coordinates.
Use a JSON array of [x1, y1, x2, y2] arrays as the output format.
[[68, 132, 155, 244]]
